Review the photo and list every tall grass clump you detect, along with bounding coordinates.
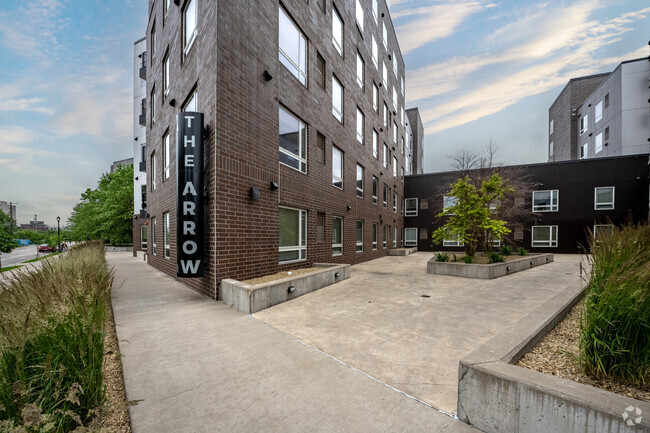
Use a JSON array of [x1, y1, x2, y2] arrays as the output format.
[[579, 223, 649, 387], [0, 241, 112, 432]]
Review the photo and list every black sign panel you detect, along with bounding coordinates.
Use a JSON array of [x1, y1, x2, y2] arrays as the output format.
[[176, 112, 204, 278]]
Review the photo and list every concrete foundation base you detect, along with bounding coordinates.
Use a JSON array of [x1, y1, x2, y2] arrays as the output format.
[[388, 247, 418, 256], [428, 253, 553, 279]]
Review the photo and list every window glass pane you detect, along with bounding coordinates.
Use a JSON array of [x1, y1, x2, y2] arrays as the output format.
[[595, 187, 614, 209], [279, 208, 299, 247], [372, 130, 378, 158], [356, 53, 364, 88], [356, 164, 363, 197], [355, 0, 364, 32], [184, 0, 197, 51], [332, 146, 343, 188], [279, 8, 307, 85], [332, 76, 343, 121], [332, 8, 343, 56], [371, 37, 378, 67], [373, 84, 378, 111], [595, 133, 602, 153], [332, 217, 343, 255], [279, 107, 307, 172], [356, 109, 364, 143], [595, 101, 602, 123]]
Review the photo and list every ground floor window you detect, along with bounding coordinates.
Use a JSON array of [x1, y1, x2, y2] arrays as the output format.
[[404, 228, 417, 246], [372, 223, 377, 250], [594, 186, 614, 210], [443, 233, 463, 247], [332, 216, 343, 256], [532, 225, 557, 247], [141, 225, 148, 250], [279, 207, 307, 262], [356, 221, 363, 252], [382, 225, 387, 248], [593, 224, 613, 241], [392, 226, 397, 247], [164, 212, 170, 258]]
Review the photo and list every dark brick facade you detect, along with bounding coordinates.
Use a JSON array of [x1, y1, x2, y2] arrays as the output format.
[[139, 0, 411, 299]]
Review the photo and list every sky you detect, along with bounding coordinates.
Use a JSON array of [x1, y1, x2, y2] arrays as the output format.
[[0, 0, 648, 226]]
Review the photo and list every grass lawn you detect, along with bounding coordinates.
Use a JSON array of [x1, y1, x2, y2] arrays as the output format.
[[0, 265, 23, 273], [22, 252, 61, 263]]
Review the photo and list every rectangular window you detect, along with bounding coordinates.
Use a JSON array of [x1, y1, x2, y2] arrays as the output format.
[[279, 7, 308, 85], [605, 126, 609, 141], [316, 52, 326, 89], [372, 0, 378, 21], [356, 164, 364, 198], [356, 108, 364, 143], [355, 0, 364, 33], [392, 191, 397, 212], [382, 61, 387, 88], [332, 7, 343, 56], [152, 217, 157, 255], [332, 146, 343, 189], [392, 51, 397, 77], [151, 152, 157, 191], [383, 102, 388, 126], [393, 121, 398, 143], [594, 186, 614, 210], [184, 0, 197, 55], [400, 136, 404, 154], [532, 226, 558, 247], [404, 228, 417, 246], [549, 141, 554, 157], [356, 52, 364, 88], [182, 89, 197, 112], [532, 190, 558, 212], [393, 226, 397, 248], [279, 106, 307, 173], [372, 176, 378, 204], [372, 223, 377, 250], [164, 0, 170, 19], [401, 76, 404, 96], [443, 195, 457, 211], [382, 225, 387, 248], [372, 130, 378, 158], [393, 157, 397, 177], [141, 184, 147, 210], [151, 22, 156, 59], [150, 87, 155, 124], [279, 207, 307, 262], [382, 21, 387, 50], [318, 0, 325, 13], [382, 184, 387, 208], [580, 114, 588, 135], [371, 36, 378, 68], [317, 212, 325, 242], [581, 143, 587, 159], [593, 224, 613, 241], [595, 132, 602, 153], [400, 167, 404, 183], [332, 75, 343, 122], [373, 83, 378, 112], [604, 93, 609, 108], [316, 132, 325, 164], [383, 143, 388, 168], [595, 100, 602, 123], [141, 225, 148, 250], [443, 233, 463, 247], [164, 212, 170, 258], [163, 132, 170, 179], [356, 220, 363, 252], [405, 198, 417, 216], [549, 119, 554, 135], [332, 216, 343, 255], [163, 52, 170, 96]]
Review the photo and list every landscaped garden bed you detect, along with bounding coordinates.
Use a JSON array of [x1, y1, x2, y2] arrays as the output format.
[[428, 252, 553, 279]]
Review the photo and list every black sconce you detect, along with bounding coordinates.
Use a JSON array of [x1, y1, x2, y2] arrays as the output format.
[[249, 187, 260, 201], [334, 272, 340, 278], [263, 70, 273, 81], [506, 266, 511, 271], [169, 99, 176, 107], [270, 181, 279, 191], [347, 205, 352, 211], [134, 137, 138, 141], [287, 286, 296, 293], [173, 0, 180, 5]]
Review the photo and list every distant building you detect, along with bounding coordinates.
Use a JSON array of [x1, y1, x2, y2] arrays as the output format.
[[110, 157, 134, 173], [0, 201, 16, 222], [20, 220, 49, 231], [549, 58, 650, 161]]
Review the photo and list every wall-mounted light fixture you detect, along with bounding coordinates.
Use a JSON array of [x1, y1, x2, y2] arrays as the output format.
[[134, 137, 138, 141], [287, 286, 296, 293], [169, 99, 176, 107], [270, 181, 279, 191], [263, 70, 273, 81], [347, 205, 352, 211], [334, 272, 340, 278], [506, 266, 511, 271], [249, 187, 260, 201]]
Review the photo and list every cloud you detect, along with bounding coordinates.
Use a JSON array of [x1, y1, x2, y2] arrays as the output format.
[[0, 126, 39, 150], [0, 97, 54, 114]]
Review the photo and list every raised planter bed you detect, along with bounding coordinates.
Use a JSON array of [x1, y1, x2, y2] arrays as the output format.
[[387, 247, 418, 256], [427, 253, 553, 279], [221, 263, 350, 314]]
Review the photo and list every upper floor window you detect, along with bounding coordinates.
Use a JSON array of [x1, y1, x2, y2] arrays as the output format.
[[549, 119, 553, 135], [164, 212, 171, 258], [383, 102, 388, 126], [594, 187, 614, 210], [372, 83, 378, 111], [332, 75, 343, 122], [579, 114, 588, 135], [595, 100, 602, 123], [371, 36, 378, 68], [163, 52, 170, 96], [332, 145, 343, 189], [151, 151, 157, 191], [392, 51, 397, 77], [383, 143, 388, 168], [580, 143, 587, 159], [163, 132, 170, 179], [595, 132, 602, 154], [151, 22, 156, 60], [401, 75, 404, 96], [356, 164, 364, 198], [443, 195, 457, 211], [372, 176, 378, 204], [316, 52, 326, 89], [372, 0, 378, 22], [382, 20, 387, 50], [532, 225, 557, 248], [532, 190, 558, 212], [393, 120, 398, 142], [279, 106, 307, 173], [604, 93, 609, 108], [184, 0, 197, 55], [393, 191, 397, 213], [332, 7, 344, 56], [164, 0, 170, 19], [382, 61, 388, 88], [404, 198, 417, 216], [356, 108, 364, 144], [383, 184, 388, 208], [549, 141, 554, 157], [355, 0, 364, 33], [279, 7, 307, 85], [183, 89, 197, 112], [392, 157, 397, 177], [372, 129, 378, 158], [356, 52, 364, 88]]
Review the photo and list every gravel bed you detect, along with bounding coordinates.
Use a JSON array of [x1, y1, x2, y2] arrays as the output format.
[[242, 267, 323, 285], [517, 301, 649, 402]]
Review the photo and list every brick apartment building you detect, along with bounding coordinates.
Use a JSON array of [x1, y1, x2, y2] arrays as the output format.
[[135, 0, 420, 298]]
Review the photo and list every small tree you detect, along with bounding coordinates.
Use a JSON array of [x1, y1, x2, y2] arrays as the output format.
[[432, 173, 511, 257], [0, 210, 16, 268]]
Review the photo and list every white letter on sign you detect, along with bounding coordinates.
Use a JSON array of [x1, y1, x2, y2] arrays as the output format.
[[185, 115, 195, 127], [184, 135, 195, 148], [185, 154, 194, 167], [183, 240, 198, 254], [183, 221, 196, 235], [183, 201, 196, 216], [182, 181, 197, 195]]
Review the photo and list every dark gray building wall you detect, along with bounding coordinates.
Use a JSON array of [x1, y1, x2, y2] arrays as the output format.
[[404, 154, 650, 254], [406, 107, 423, 174]]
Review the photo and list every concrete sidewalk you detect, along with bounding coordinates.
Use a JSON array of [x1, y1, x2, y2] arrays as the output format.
[[108, 252, 478, 433]]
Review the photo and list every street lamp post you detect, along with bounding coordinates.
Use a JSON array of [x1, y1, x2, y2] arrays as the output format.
[[56, 216, 61, 252]]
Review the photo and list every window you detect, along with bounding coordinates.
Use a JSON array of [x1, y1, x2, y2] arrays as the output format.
[[332, 216, 343, 255], [356, 108, 364, 143], [382, 61, 387, 88], [532, 190, 558, 212], [595, 100, 602, 123], [401, 76, 404, 96], [371, 36, 378, 68], [383, 102, 388, 126], [356, 164, 364, 198], [400, 136, 404, 154], [356, 221, 363, 252], [141, 225, 148, 250], [580, 143, 587, 159], [392, 157, 397, 177], [372, 223, 378, 250], [605, 126, 609, 141], [183, 0, 197, 55], [580, 114, 588, 135], [332, 7, 343, 56], [163, 52, 170, 95], [594, 187, 614, 210], [443, 195, 457, 211], [355, 0, 364, 33], [150, 87, 155, 124], [332, 146, 343, 189], [595, 132, 602, 154], [317, 212, 325, 242], [372, 130, 378, 158], [164, 0, 170, 19], [383, 184, 387, 208], [182, 89, 197, 112], [152, 217, 157, 255], [332, 75, 343, 122], [392, 51, 397, 78], [141, 184, 147, 210], [356, 52, 364, 88], [151, 22, 156, 59], [404, 198, 417, 216], [279, 207, 307, 262], [392, 191, 397, 212], [382, 20, 387, 50], [372, 176, 378, 204], [372, 0, 378, 21], [532, 226, 557, 247], [372, 83, 378, 112], [279, 7, 308, 85], [604, 93, 609, 108], [549, 141, 554, 157], [443, 233, 463, 247], [383, 143, 388, 168], [164, 212, 170, 258], [393, 121, 398, 142], [316, 52, 326, 89], [549, 119, 554, 135], [593, 224, 613, 241], [163, 131, 170, 179], [317, 0, 325, 13], [393, 226, 397, 248], [316, 132, 325, 164], [279, 106, 307, 173], [151, 152, 157, 190], [400, 167, 404, 183], [382, 225, 387, 248], [404, 228, 417, 246]]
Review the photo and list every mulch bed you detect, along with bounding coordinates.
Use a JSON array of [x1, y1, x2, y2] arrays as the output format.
[[516, 301, 649, 402], [443, 252, 525, 264], [242, 267, 323, 285]]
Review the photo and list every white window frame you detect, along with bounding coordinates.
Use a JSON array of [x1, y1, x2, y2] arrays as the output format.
[[279, 207, 307, 263], [443, 233, 463, 247], [393, 120, 398, 143], [332, 216, 343, 256], [383, 143, 388, 168], [372, 223, 378, 250], [404, 228, 417, 247], [373, 83, 378, 112], [356, 52, 365, 89], [580, 143, 587, 159], [404, 198, 418, 216], [393, 157, 397, 178], [372, 129, 378, 158], [580, 114, 588, 135], [332, 7, 344, 57], [163, 132, 170, 179], [332, 75, 343, 122], [594, 186, 615, 210], [356, 164, 364, 198], [382, 225, 387, 248], [152, 217, 157, 255], [163, 52, 170, 96], [532, 190, 558, 212], [371, 36, 378, 68], [279, 106, 307, 173], [383, 102, 388, 126], [332, 145, 343, 189], [595, 100, 602, 123], [549, 119, 554, 135], [164, 212, 170, 258], [141, 225, 148, 250], [356, 220, 363, 252], [279, 7, 308, 86], [549, 141, 554, 157], [356, 108, 364, 143], [593, 224, 613, 241], [531, 225, 558, 248], [183, 0, 197, 56], [393, 226, 397, 248], [392, 191, 397, 213], [355, 0, 364, 33], [595, 132, 602, 154], [151, 151, 157, 191], [372, 176, 378, 205]]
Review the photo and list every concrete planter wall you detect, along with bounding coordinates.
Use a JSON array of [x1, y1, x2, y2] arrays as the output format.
[[387, 247, 418, 256], [221, 263, 350, 314], [105, 246, 133, 252], [457, 282, 650, 433], [427, 253, 553, 279]]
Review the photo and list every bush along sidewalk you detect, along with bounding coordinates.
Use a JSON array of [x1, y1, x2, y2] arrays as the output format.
[[0, 241, 113, 432], [580, 223, 649, 387]]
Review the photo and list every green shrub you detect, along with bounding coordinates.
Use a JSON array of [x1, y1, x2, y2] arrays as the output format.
[[435, 252, 449, 262], [462, 255, 474, 264], [579, 223, 649, 386], [499, 245, 512, 256], [517, 247, 528, 256], [488, 252, 505, 263], [0, 241, 111, 432]]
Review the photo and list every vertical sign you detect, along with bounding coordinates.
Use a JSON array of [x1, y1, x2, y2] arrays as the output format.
[[176, 112, 204, 277]]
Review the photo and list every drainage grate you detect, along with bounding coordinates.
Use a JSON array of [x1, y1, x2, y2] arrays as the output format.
[[421, 295, 430, 298]]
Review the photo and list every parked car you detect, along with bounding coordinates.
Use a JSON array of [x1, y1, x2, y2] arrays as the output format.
[[38, 244, 54, 253]]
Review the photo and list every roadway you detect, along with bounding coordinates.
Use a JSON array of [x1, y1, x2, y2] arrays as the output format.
[[1, 245, 39, 267]]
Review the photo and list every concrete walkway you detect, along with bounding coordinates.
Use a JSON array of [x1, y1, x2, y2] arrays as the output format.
[[255, 253, 584, 414], [108, 252, 479, 433]]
